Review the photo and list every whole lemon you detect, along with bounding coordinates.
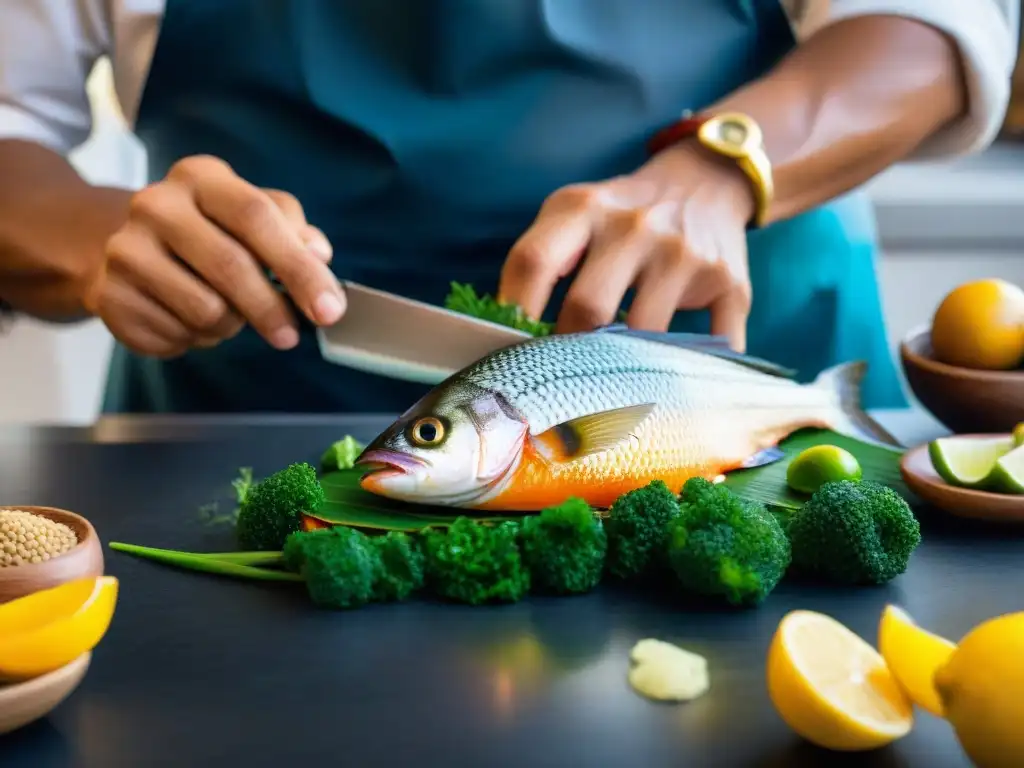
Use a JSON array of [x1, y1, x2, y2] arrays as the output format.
[[933, 612, 1024, 768], [930, 279, 1024, 370]]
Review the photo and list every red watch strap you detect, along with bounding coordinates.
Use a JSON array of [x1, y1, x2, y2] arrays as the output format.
[[646, 113, 708, 156]]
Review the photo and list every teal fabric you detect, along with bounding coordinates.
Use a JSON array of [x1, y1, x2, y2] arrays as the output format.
[[103, 0, 906, 414]]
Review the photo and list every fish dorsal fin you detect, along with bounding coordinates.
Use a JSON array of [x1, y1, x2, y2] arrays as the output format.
[[594, 325, 796, 379], [533, 403, 656, 462]]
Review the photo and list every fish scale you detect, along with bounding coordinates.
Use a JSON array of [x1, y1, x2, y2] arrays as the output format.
[[460, 333, 830, 436], [359, 329, 883, 511], [465, 334, 847, 508]]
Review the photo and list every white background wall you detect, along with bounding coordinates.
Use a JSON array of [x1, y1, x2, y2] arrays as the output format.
[[1, 62, 1023, 424]]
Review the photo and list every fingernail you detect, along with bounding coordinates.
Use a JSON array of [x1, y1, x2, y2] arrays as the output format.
[[314, 292, 344, 325], [270, 326, 299, 350], [304, 228, 333, 261]]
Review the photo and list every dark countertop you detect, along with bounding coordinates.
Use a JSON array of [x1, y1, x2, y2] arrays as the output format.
[[0, 410, 1019, 768]]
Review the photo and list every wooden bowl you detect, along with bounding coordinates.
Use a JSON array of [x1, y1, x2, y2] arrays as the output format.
[[0, 507, 104, 605], [900, 439, 1024, 523], [0, 652, 90, 735], [899, 327, 1024, 435]]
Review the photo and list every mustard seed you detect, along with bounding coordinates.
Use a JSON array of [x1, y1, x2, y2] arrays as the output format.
[[0, 509, 78, 567]]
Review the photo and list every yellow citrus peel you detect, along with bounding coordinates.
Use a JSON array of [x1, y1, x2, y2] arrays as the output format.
[[877, 605, 956, 717], [767, 609, 913, 751], [0, 576, 119, 680], [934, 611, 1024, 768]]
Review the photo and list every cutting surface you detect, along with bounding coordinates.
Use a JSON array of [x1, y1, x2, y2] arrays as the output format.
[[0, 412, 1018, 768]]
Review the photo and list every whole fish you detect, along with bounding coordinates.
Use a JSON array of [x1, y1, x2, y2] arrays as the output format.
[[355, 327, 898, 511]]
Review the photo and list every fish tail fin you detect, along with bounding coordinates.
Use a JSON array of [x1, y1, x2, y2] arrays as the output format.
[[812, 361, 904, 448]]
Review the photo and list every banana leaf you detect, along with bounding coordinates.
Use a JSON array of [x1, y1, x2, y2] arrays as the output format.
[[310, 428, 911, 532], [309, 468, 518, 532], [723, 428, 911, 512]]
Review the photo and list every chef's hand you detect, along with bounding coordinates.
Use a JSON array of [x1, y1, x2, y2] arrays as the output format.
[[83, 155, 345, 358], [498, 142, 756, 352]]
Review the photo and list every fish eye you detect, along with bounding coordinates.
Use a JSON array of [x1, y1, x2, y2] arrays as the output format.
[[408, 416, 446, 447]]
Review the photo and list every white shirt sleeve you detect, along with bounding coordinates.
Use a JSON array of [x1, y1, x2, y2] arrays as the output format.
[[0, 0, 112, 155], [797, 0, 1020, 159], [3, 0, 1019, 160]]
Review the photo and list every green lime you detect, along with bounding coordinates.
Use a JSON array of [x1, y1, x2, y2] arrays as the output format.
[[786, 444, 863, 494], [1013, 423, 1024, 448], [927, 436, 1015, 489], [987, 444, 1024, 494]]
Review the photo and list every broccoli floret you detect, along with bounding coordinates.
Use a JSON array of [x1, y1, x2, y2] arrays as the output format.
[[422, 518, 530, 605], [294, 527, 383, 609], [519, 497, 607, 595], [371, 531, 425, 602], [282, 527, 424, 606], [787, 480, 921, 586], [236, 462, 325, 551], [604, 480, 681, 581], [282, 527, 333, 572], [320, 436, 364, 472], [667, 477, 791, 607]]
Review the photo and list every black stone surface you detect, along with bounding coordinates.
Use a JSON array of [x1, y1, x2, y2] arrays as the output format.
[[0, 413, 1018, 768]]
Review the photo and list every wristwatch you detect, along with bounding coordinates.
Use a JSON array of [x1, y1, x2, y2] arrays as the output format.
[[647, 111, 774, 228]]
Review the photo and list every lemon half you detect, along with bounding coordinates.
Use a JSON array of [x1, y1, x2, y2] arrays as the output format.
[[767, 610, 913, 751], [877, 605, 956, 717]]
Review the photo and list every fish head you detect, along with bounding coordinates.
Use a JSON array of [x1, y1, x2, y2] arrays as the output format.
[[355, 382, 527, 506]]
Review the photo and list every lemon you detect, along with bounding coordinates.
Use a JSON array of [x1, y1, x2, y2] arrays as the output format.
[[930, 278, 1024, 370], [928, 435, 1015, 489], [766, 610, 914, 751], [786, 445, 863, 494], [934, 612, 1024, 768], [1013, 423, 1024, 448], [0, 576, 119, 680], [877, 605, 956, 717]]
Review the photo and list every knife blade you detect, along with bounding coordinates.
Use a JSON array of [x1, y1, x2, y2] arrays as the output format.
[[311, 281, 532, 385]]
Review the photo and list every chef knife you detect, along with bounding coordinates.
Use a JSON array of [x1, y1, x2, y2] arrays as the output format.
[[274, 280, 778, 385], [310, 281, 532, 385]]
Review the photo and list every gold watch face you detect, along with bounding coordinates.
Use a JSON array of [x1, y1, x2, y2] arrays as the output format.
[[698, 113, 762, 158], [716, 119, 749, 146]]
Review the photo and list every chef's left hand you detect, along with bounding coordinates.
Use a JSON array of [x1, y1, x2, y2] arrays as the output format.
[[498, 142, 757, 352]]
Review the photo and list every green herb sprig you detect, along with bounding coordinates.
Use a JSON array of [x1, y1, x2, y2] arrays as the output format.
[[443, 282, 553, 337]]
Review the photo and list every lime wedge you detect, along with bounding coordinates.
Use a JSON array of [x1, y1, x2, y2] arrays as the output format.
[[786, 444, 863, 494], [1013, 423, 1024, 448], [928, 436, 1015, 489], [988, 444, 1024, 495]]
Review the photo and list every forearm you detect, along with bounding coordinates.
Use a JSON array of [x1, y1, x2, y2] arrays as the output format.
[[710, 15, 968, 224], [0, 140, 130, 320]]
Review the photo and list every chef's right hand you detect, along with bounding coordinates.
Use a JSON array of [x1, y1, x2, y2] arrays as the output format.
[[83, 155, 346, 358]]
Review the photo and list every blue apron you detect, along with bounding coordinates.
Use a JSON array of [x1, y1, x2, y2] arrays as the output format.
[[103, 0, 907, 414]]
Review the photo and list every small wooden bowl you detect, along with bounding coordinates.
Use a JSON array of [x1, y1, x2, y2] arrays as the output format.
[[900, 439, 1024, 522], [900, 327, 1024, 435], [0, 652, 90, 735], [0, 507, 104, 605]]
